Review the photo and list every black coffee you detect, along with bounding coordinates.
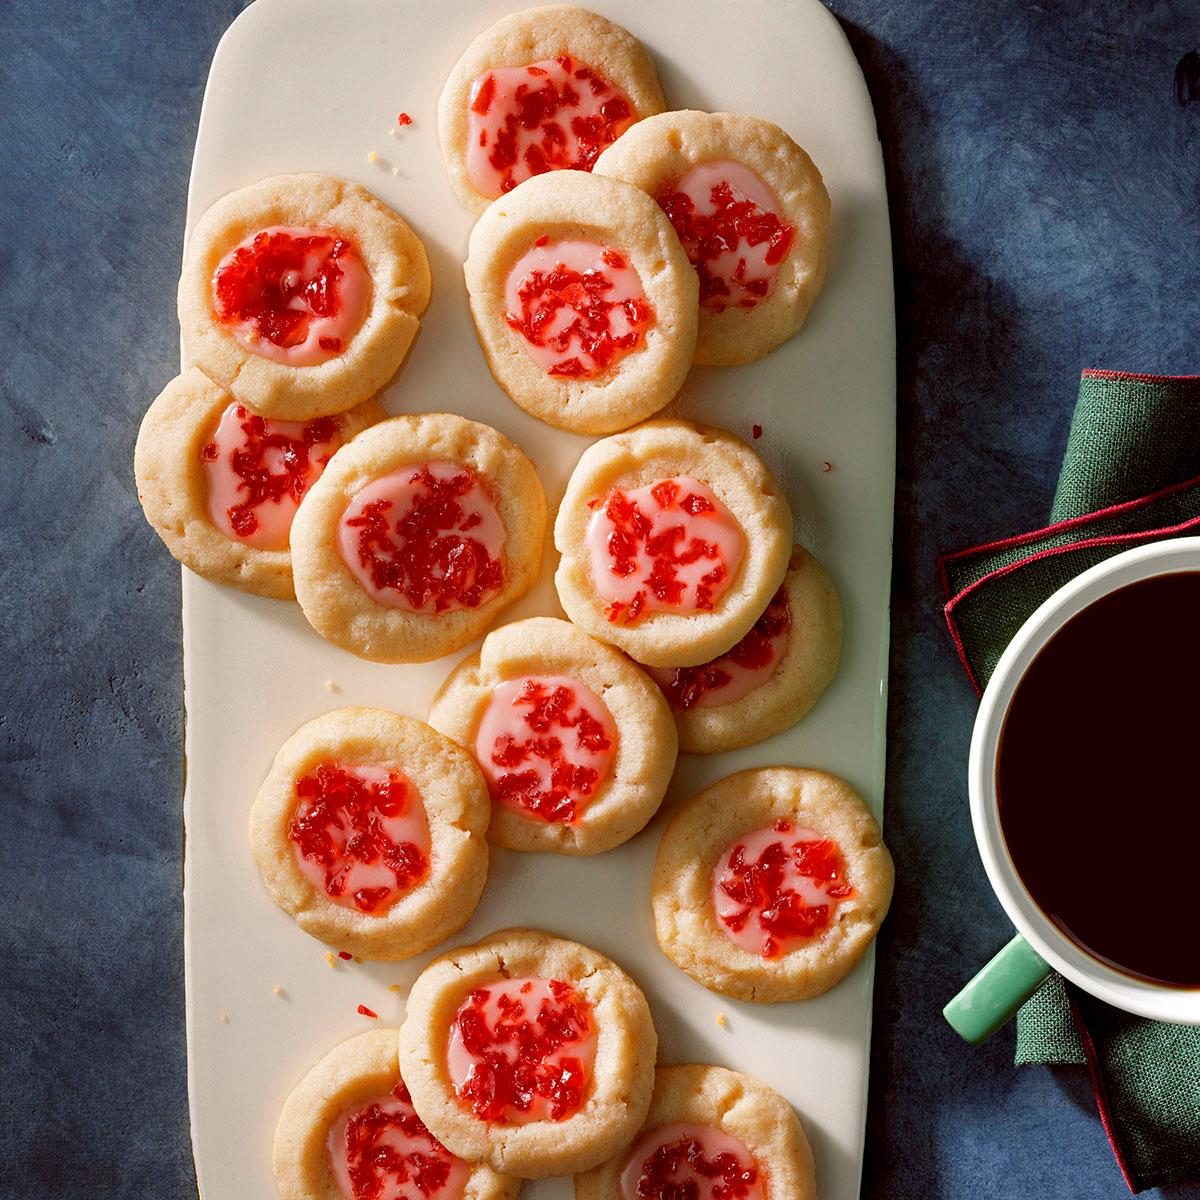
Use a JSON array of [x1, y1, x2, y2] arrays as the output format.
[[996, 571, 1200, 988]]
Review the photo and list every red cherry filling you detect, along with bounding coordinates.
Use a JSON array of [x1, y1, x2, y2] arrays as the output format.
[[658, 180, 795, 313], [343, 465, 505, 612], [335, 1079, 467, 1200], [449, 978, 595, 1124], [657, 587, 790, 709], [213, 227, 362, 349], [288, 763, 429, 914], [479, 678, 616, 824], [588, 478, 743, 625], [505, 246, 653, 379], [201, 404, 339, 541], [470, 55, 635, 195], [633, 1133, 761, 1200], [715, 819, 853, 958]]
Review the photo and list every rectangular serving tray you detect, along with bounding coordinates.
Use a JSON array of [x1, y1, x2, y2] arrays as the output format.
[[182, 2, 895, 1196]]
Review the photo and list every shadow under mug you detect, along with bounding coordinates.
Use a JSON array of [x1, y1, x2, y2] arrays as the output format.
[[944, 538, 1200, 1043]]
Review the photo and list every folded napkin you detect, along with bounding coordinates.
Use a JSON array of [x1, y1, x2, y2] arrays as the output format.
[[940, 369, 1200, 1192]]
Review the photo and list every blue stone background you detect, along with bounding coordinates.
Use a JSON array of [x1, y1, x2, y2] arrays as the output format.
[[1, 1, 1196, 1196]]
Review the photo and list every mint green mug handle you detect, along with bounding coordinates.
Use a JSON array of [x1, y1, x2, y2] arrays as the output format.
[[943, 933, 1052, 1043]]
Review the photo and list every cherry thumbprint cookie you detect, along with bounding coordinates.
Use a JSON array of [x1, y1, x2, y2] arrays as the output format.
[[595, 110, 831, 366], [249, 708, 490, 961], [289, 414, 547, 663], [273, 1028, 519, 1200], [464, 171, 697, 435], [554, 419, 793, 667], [652, 767, 894, 1003], [134, 369, 384, 599], [438, 5, 666, 215], [575, 1064, 817, 1200], [179, 173, 430, 420], [428, 616, 677, 855], [398, 929, 657, 1178]]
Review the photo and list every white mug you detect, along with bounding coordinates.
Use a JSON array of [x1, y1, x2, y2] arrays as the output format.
[[945, 537, 1200, 1041]]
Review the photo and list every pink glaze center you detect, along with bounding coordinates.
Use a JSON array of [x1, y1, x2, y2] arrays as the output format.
[[327, 1078, 469, 1200], [619, 1122, 765, 1200], [212, 224, 371, 366], [711, 820, 854, 958], [288, 762, 431, 915], [446, 976, 597, 1125], [585, 476, 745, 623], [473, 674, 617, 825], [337, 462, 507, 612], [504, 238, 653, 379], [466, 56, 636, 198], [648, 586, 791, 709], [658, 160, 795, 313], [201, 401, 340, 550]]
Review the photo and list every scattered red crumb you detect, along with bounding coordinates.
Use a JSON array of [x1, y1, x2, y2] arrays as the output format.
[[752, 424, 763, 439], [397, 111, 412, 126], [821, 460, 833, 473], [338, 950, 353, 961], [357, 1004, 379, 1019]]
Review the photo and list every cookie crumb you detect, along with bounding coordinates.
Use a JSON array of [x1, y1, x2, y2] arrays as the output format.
[[367, 149, 379, 164], [325, 952, 337, 968], [391, 167, 400, 176], [388, 983, 402, 993], [218, 1011, 230, 1024], [323, 679, 338, 693], [273, 985, 286, 999], [716, 1011, 729, 1028], [357, 1004, 379, 1019]]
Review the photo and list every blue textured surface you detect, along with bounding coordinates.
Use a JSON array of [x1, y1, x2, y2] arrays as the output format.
[[1, 2, 1197, 1197]]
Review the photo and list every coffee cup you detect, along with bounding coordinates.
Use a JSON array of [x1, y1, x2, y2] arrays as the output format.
[[944, 538, 1200, 1042]]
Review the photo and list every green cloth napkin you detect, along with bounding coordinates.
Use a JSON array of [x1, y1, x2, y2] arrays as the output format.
[[940, 369, 1200, 1192]]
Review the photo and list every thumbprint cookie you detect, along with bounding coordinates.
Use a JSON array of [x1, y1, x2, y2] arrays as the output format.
[[554, 420, 793, 667], [438, 5, 667, 215], [594, 110, 831, 366], [290, 414, 547, 663], [464, 171, 698, 435], [574, 1064, 816, 1200], [273, 1027, 519, 1200], [646, 546, 842, 754], [179, 173, 431, 420], [399, 928, 657, 1178], [134, 368, 384, 599], [652, 768, 894, 1003], [249, 708, 490, 961], [428, 616, 677, 855]]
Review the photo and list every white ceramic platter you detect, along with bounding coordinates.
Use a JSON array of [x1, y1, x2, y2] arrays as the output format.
[[182, 1, 894, 1196]]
